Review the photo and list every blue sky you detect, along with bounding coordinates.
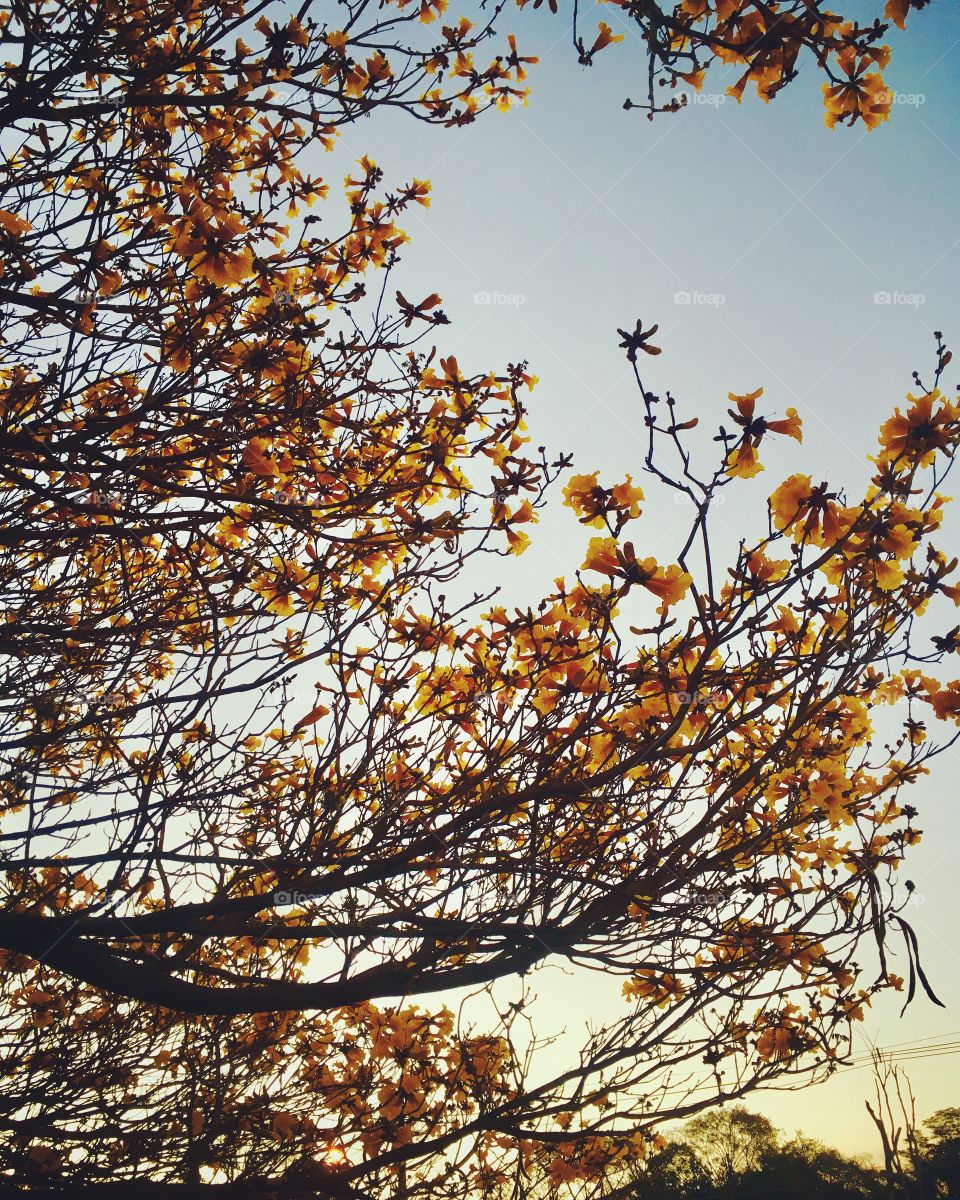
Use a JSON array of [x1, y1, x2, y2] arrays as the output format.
[[315, 0, 960, 1158]]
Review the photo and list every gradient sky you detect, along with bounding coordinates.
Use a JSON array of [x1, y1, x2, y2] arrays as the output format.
[[312, 0, 960, 1160]]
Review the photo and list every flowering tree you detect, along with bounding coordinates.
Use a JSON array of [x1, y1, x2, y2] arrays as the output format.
[[573, 0, 931, 126], [0, 0, 954, 1196]]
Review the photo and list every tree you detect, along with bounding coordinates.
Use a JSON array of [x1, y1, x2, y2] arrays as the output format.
[[604, 1118, 886, 1200], [1, 0, 958, 1196], [924, 1111, 960, 1146], [918, 1108, 960, 1199], [745, 1135, 887, 1200], [561, 0, 933, 126], [631, 1140, 713, 1199], [865, 1050, 923, 1198], [682, 1105, 778, 1190]]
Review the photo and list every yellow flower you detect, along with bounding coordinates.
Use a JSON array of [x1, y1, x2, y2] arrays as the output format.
[[583, 539, 691, 612], [885, 0, 910, 28], [583, 536, 620, 577], [726, 442, 763, 479], [771, 474, 812, 529], [878, 390, 959, 468], [0, 209, 31, 238], [765, 407, 803, 442], [170, 208, 254, 287], [255, 558, 310, 617], [610, 475, 644, 519], [725, 391, 802, 478], [822, 52, 892, 131], [874, 560, 905, 591], [564, 472, 603, 524], [771, 475, 844, 545], [589, 22, 624, 56], [643, 563, 692, 610], [564, 473, 644, 527], [623, 970, 685, 1007]]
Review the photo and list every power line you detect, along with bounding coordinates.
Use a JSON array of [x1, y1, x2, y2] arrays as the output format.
[[857, 1029, 960, 1052], [844, 1034, 960, 1071]]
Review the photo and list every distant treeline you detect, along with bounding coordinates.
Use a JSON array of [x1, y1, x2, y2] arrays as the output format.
[[597, 1104, 960, 1200]]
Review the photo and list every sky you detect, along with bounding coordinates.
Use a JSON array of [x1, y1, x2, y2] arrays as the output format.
[[311, 0, 960, 1160]]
